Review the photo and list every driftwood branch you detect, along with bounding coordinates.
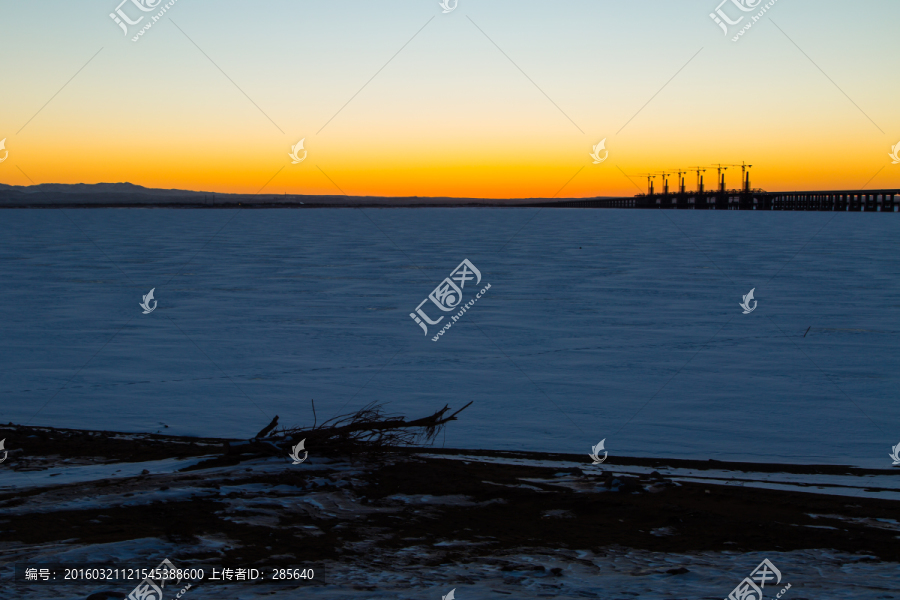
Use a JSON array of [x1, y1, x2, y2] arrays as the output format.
[[227, 401, 473, 458], [254, 415, 279, 439]]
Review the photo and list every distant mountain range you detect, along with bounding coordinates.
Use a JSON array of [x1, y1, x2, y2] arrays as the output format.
[[0, 182, 613, 208]]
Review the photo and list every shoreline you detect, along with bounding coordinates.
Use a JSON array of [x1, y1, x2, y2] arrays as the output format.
[[4, 423, 899, 598]]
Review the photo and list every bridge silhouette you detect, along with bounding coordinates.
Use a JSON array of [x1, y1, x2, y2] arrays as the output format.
[[539, 189, 899, 211]]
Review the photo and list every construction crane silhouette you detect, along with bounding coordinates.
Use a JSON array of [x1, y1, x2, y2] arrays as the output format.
[[710, 164, 731, 193], [674, 169, 687, 194], [688, 167, 707, 194], [635, 164, 752, 196], [656, 171, 671, 195], [738, 162, 753, 192], [636, 174, 657, 196], [710, 163, 753, 192]]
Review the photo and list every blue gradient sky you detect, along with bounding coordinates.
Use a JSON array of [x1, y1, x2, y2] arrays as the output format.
[[1, 0, 898, 197]]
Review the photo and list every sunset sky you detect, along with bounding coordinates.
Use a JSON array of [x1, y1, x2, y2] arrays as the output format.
[[1, 0, 898, 198]]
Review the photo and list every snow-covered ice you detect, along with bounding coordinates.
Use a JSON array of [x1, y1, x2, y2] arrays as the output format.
[[1, 208, 898, 467]]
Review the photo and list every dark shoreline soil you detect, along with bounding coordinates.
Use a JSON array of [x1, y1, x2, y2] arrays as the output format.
[[3, 423, 899, 569], [3, 422, 895, 477]]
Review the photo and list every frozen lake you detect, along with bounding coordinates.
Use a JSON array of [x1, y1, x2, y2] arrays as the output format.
[[0, 208, 897, 467]]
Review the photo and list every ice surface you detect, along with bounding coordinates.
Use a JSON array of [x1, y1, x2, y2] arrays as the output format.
[[421, 453, 900, 501], [0, 456, 207, 491], [1, 208, 898, 467]]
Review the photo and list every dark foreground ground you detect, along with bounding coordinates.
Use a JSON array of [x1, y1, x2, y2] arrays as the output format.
[[2, 424, 899, 599]]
